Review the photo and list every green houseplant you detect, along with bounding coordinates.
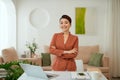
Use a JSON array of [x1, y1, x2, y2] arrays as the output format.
[[26, 39, 38, 58], [0, 60, 31, 80]]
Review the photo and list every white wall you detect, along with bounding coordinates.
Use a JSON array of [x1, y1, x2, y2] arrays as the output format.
[[13, 0, 108, 55]]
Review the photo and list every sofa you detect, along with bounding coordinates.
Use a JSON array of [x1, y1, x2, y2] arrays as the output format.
[[41, 45, 110, 79], [0, 47, 41, 65]]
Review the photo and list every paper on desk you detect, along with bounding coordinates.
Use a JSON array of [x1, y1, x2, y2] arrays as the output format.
[[71, 72, 91, 80]]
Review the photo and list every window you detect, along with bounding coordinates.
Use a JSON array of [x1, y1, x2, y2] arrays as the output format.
[[0, 0, 16, 55]]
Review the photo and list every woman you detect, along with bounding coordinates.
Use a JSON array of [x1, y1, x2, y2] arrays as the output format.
[[49, 15, 78, 71]]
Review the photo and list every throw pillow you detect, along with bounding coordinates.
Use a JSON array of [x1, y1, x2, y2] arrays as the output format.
[[88, 53, 103, 67], [41, 53, 51, 66]]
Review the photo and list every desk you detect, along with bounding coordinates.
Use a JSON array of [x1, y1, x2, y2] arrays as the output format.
[[45, 71, 108, 80]]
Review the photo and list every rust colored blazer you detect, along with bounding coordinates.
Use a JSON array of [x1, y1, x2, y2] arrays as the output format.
[[49, 32, 78, 71]]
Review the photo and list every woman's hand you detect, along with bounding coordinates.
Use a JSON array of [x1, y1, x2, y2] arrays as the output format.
[[69, 48, 78, 54], [64, 48, 78, 54], [51, 46, 56, 49]]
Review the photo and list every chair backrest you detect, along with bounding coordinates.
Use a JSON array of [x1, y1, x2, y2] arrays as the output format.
[[75, 60, 84, 72], [0, 57, 3, 63], [2, 47, 19, 63]]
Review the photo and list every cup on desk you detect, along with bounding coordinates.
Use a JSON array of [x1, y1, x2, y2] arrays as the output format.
[[91, 71, 100, 80]]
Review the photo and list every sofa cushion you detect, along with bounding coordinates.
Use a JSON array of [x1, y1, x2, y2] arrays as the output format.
[[2, 47, 19, 63], [43, 45, 50, 53], [43, 45, 57, 66], [88, 53, 103, 67], [75, 45, 99, 64], [41, 53, 51, 66], [84, 64, 109, 73]]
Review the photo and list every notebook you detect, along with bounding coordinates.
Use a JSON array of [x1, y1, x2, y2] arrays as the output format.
[[18, 63, 58, 80]]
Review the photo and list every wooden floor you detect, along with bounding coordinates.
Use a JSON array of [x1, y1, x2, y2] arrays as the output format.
[[112, 77, 120, 80]]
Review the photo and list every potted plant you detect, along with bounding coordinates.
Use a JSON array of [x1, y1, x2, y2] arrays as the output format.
[[26, 39, 38, 58], [0, 60, 31, 80]]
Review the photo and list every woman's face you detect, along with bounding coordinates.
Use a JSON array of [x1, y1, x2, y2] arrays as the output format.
[[59, 18, 71, 33]]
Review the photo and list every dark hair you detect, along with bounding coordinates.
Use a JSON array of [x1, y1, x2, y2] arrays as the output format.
[[59, 15, 72, 24]]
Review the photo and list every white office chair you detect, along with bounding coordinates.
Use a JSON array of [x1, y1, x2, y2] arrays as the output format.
[[75, 60, 84, 72]]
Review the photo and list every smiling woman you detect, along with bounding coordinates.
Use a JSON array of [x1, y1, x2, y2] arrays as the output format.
[[49, 15, 79, 71]]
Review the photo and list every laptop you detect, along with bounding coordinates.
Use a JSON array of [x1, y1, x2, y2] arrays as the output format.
[[18, 63, 58, 80]]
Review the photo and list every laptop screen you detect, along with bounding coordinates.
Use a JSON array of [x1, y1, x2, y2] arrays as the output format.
[[19, 63, 58, 80], [19, 63, 49, 80]]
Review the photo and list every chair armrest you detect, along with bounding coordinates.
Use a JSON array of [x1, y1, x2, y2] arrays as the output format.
[[19, 58, 42, 66], [102, 57, 109, 67], [0, 56, 3, 63]]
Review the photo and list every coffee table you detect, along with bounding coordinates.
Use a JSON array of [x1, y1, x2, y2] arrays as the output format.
[[45, 71, 108, 80]]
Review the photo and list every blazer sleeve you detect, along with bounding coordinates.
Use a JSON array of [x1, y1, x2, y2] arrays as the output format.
[[61, 36, 79, 59], [49, 34, 64, 57]]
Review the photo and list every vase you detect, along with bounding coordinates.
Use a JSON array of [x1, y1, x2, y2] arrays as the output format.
[[31, 53, 37, 58]]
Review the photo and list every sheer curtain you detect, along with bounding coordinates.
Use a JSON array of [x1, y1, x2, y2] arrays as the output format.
[[111, 0, 120, 77], [103, 0, 120, 77], [0, 1, 9, 55], [0, 0, 16, 55]]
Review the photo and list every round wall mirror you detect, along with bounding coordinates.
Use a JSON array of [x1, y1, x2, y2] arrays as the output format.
[[29, 8, 50, 28]]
